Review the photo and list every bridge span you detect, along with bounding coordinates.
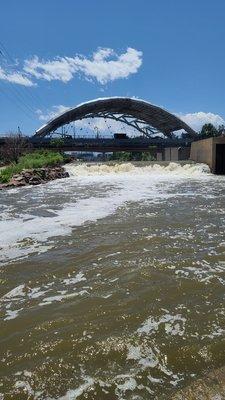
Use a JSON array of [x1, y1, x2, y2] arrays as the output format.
[[30, 136, 192, 153], [34, 97, 197, 139], [0, 97, 195, 156]]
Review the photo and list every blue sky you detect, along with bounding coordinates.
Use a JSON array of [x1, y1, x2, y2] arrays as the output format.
[[0, 0, 225, 135]]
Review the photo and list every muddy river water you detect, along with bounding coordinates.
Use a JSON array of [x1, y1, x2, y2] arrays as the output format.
[[0, 162, 225, 399]]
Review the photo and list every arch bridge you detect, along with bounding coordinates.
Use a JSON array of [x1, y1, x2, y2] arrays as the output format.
[[33, 97, 196, 140]]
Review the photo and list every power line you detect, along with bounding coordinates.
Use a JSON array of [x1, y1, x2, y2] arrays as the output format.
[[0, 53, 36, 117], [0, 40, 47, 115], [0, 81, 36, 122]]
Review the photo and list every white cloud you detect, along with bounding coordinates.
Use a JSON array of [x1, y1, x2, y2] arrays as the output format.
[[0, 47, 142, 87], [178, 111, 225, 131], [0, 66, 34, 86], [24, 57, 76, 83], [24, 47, 143, 84], [36, 105, 70, 121]]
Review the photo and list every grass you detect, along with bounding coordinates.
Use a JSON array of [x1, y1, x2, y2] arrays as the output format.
[[0, 150, 65, 183]]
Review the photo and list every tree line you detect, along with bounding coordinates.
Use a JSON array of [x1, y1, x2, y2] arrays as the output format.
[[182, 123, 225, 140]]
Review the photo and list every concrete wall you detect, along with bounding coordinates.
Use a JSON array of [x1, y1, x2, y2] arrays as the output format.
[[164, 147, 190, 161], [190, 136, 225, 173], [190, 137, 214, 170], [165, 147, 178, 161], [179, 147, 191, 160], [156, 152, 163, 161]]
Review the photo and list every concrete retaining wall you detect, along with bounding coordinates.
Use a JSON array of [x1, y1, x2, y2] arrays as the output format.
[[190, 136, 225, 173]]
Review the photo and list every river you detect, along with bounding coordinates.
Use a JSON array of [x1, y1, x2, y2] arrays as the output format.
[[0, 162, 225, 399]]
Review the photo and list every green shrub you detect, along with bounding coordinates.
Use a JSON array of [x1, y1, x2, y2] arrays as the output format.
[[0, 150, 64, 183], [50, 138, 65, 148], [109, 151, 156, 162], [0, 166, 20, 183]]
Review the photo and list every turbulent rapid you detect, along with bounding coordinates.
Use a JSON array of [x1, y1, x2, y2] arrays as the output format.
[[0, 162, 225, 399]]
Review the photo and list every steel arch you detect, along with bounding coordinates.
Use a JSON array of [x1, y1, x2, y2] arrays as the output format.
[[34, 97, 196, 139]]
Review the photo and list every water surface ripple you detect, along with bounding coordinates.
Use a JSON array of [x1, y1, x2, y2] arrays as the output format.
[[0, 162, 225, 399]]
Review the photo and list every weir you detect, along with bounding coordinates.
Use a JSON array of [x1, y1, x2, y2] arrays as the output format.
[[32, 98, 225, 173], [2, 96, 225, 174]]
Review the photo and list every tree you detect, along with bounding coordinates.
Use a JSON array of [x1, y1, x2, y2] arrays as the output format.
[[218, 124, 225, 135], [0, 133, 30, 164], [50, 138, 65, 148], [109, 150, 156, 162], [199, 123, 219, 138], [141, 151, 156, 161]]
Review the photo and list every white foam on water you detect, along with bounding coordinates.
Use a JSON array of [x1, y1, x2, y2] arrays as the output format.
[[174, 260, 225, 285], [10, 337, 184, 399], [2, 284, 25, 300], [0, 272, 88, 320], [125, 341, 184, 390], [147, 374, 163, 384], [0, 162, 211, 265], [14, 374, 94, 400], [49, 377, 94, 400], [14, 380, 34, 397], [4, 307, 23, 321], [38, 289, 89, 306], [137, 313, 186, 336], [66, 162, 210, 177], [62, 272, 86, 286], [202, 324, 225, 339], [115, 375, 137, 396], [127, 345, 159, 368]]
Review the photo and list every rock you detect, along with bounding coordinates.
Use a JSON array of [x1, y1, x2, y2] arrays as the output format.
[[0, 166, 69, 190], [10, 178, 26, 187], [0, 183, 8, 190], [13, 175, 26, 182], [12, 174, 23, 179], [171, 366, 225, 399], [28, 176, 42, 185]]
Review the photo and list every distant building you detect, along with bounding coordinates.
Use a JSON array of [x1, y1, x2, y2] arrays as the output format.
[[75, 152, 95, 161], [157, 147, 190, 162], [114, 133, 129, 140]]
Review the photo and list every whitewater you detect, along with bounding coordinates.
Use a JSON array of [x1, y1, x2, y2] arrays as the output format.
[[0, 162, 225, 399], [0, 162, 210, 265]]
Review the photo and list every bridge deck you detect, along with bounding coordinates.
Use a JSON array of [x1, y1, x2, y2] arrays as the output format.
[[30, 137, 192, 152]]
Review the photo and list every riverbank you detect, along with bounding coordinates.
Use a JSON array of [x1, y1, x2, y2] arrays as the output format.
[[0, 150, 67, 183], [0, 166, 69, 189], [0, 150, 70, 189]]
